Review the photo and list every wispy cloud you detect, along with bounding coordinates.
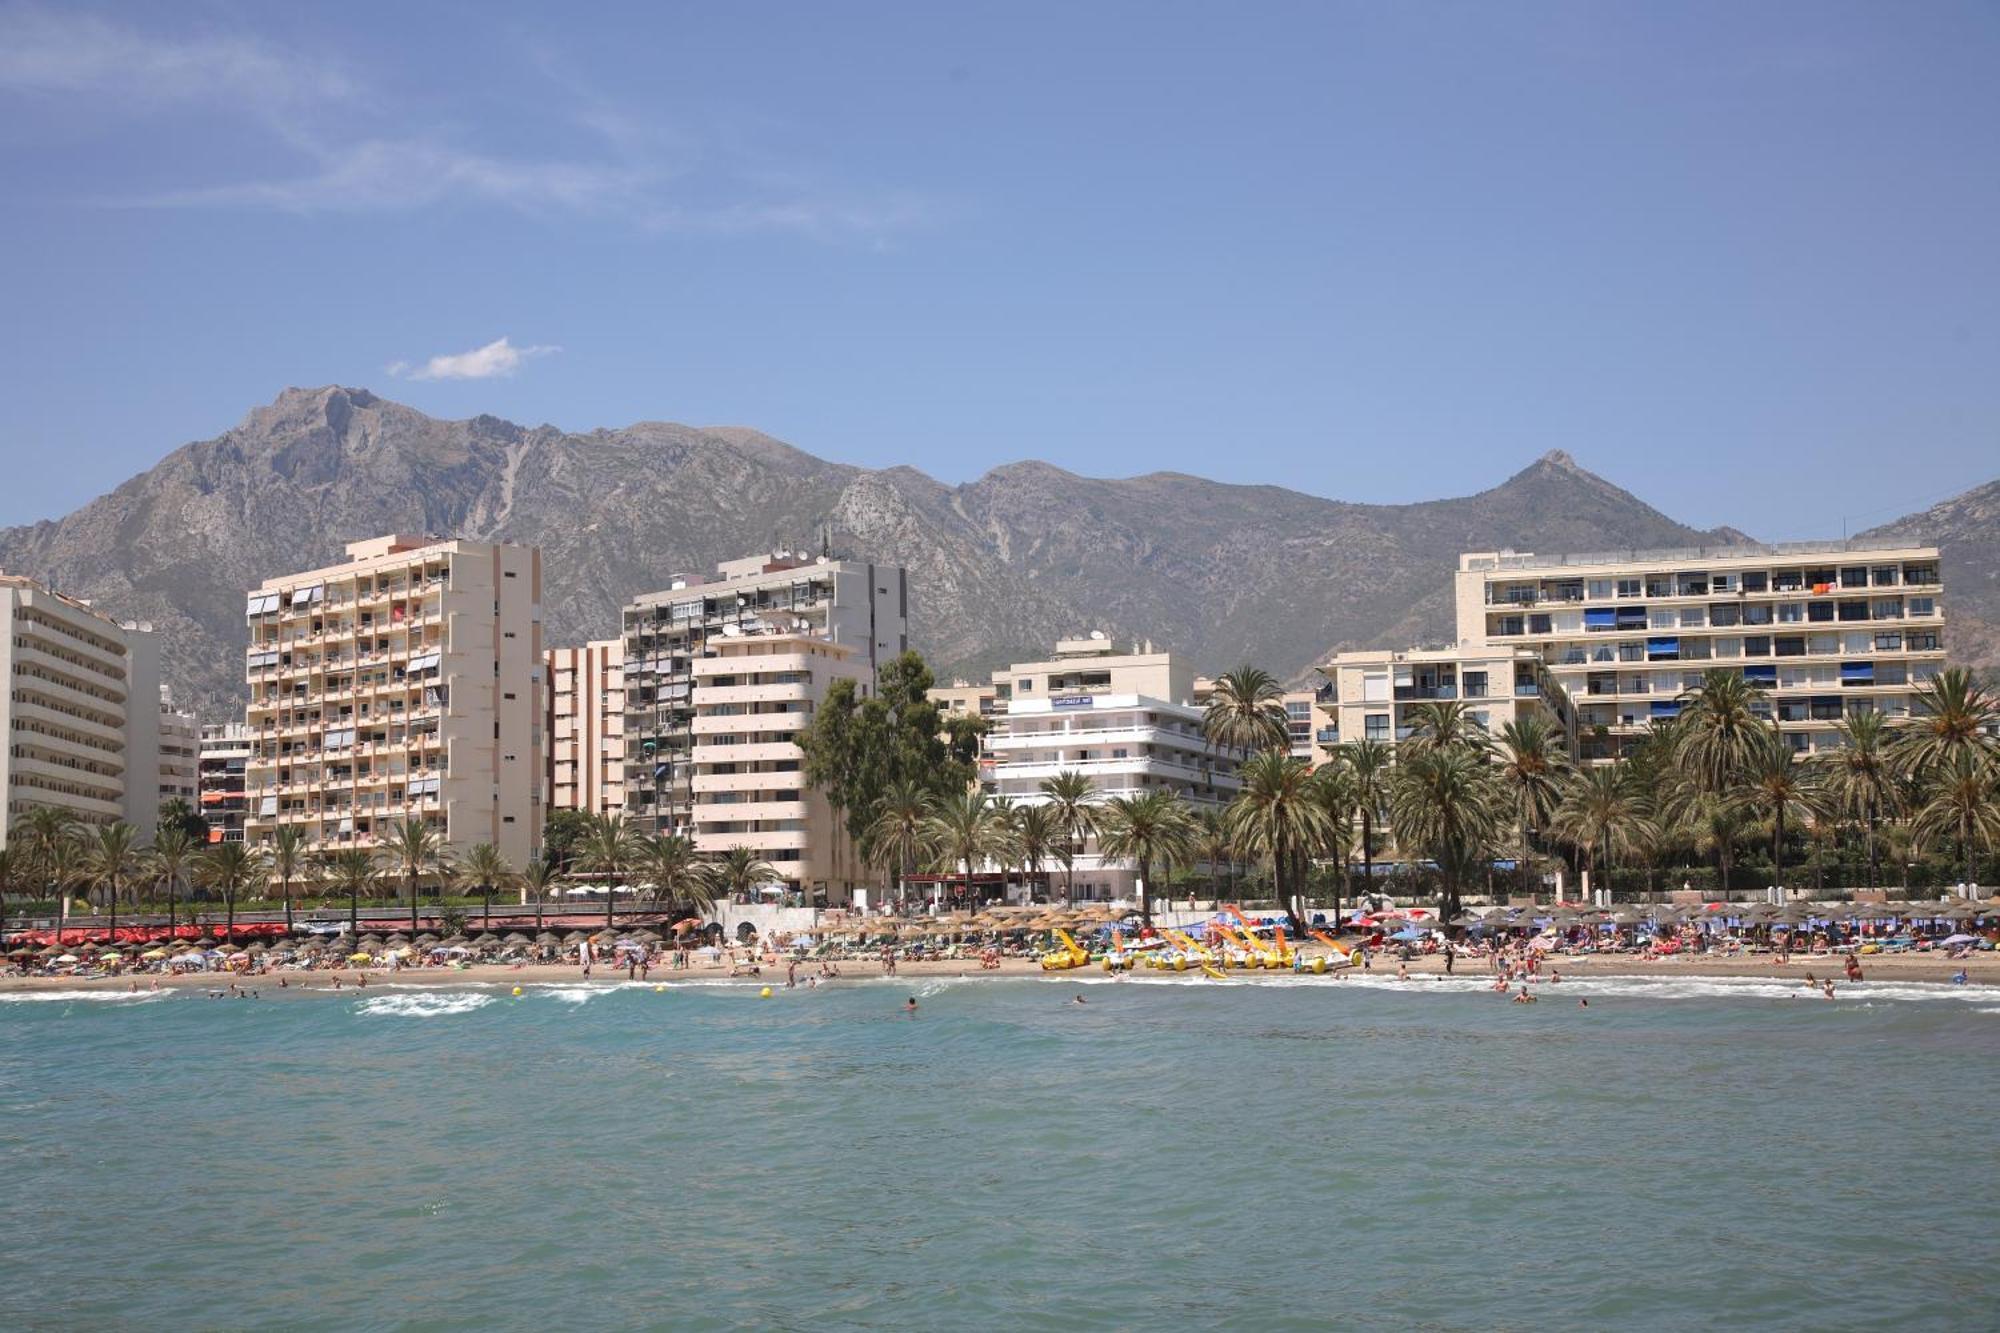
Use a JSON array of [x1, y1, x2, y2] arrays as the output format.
[[0, 6, 354, 111], [388, 337, 560, 382], [0, 6, 940, 242]]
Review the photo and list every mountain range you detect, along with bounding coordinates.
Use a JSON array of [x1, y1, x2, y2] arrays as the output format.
[[0, 386, 1990, 719]]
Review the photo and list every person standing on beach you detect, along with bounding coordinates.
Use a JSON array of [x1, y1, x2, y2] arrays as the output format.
[[581, 940, 593, 980], [1444, 946, 1455, 976]]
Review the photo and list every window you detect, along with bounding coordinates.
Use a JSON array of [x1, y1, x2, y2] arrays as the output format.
[[1779, 603, 1805, 623], [1874, 633, 1902, 651], [1016, 678, 1035, 693], [1463, 671, 1488, 698], [1528, 614, 1551, 635], [1616, 578, 1642, 599], [1364, 714, 1390, 742], [1742, 571, 1769, 593], [1908, 632, 1940, 651], [1908, 597, 1935, 616]]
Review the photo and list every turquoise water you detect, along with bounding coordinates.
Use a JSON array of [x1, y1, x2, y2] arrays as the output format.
[[3, 973, 1997, 1331]]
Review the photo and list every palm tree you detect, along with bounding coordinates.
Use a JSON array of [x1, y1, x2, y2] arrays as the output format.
[[633, 833, 710, 915], [1827, 710, 1898, 890], [460, 842, 515, 932], [1658, 770, 1751, 896], [709, 846, 778, 900], [862, 780, 935, 907], [1908, 750, 2000, 890], [1403, 700, 1491, 756], [1674, 668, 1770, 793], [14, 806, 79, 936], [522, 855, 556, 931], [267, 826, 309, 934], [382, 817, 445, 933], [1189, 806, 1236, 904], [578, 813, 639, 927], [1226, 751, 1334, 934], [149, 824, 195, 938], [1732, 727, 1831, 897], [1337, 740, 1393, 904], [1388, 745, 1501, 922], [1037, 770, 1098, 907], [77, 822, 143, 943], [1202, 666, 1291, 758], [324, 847, 378, 939], [1094, 788, 1196, 925], [197, 841, 262, 943], [1550, 763, 1657, 903], [922, 790, 1012, 909], [1011, 803, 1061, 903], [0, 845, 20, 932], [1895, 667, 2000, 776], [1493, 715, 1569, 900], [1307, 763, 1357, 918]]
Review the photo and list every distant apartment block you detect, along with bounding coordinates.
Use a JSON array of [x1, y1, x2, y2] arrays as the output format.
[[622, 551, 907, 836], [690, 629, 869, 903], [1316, 644, 1558, 750], [1455, 543, 1945, 759], [242, 535, 543, 865], [0, 573, 164, 837], [546, 638, 625, 818], [976, 633, 1237, 900], [157, 687, 199, 809], [198, 722, 252, 843]]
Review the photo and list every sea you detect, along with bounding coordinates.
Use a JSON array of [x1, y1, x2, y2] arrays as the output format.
[[2, 972, 1996, 1331]]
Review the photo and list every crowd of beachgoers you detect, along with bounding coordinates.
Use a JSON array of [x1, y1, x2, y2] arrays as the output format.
[[4, 896, 1994, 993]]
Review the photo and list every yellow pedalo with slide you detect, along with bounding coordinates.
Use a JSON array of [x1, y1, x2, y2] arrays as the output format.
[[1040, 928, 1092, 971]]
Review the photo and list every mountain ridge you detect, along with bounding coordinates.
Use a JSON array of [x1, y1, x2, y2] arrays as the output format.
[[0, 385, 1990, 718]]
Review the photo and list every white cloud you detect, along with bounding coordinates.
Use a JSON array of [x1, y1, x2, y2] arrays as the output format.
[[388, 337, 559, 382], [0, 7, 355, 111]]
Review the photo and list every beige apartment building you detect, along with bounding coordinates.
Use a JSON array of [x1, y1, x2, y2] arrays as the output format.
[[242, 535, 543, 865], [198, 721, 252, 843], [0, 573, 163, 837], [689, 630, 868, 904], [1455, 543, 1945, 759], [546, 638, 625, 818], [1316, 643, 1557, 750], [623, 551, 907, 836]]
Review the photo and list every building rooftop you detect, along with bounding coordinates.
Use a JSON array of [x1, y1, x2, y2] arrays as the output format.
[[1461, 539, 1939, 573]]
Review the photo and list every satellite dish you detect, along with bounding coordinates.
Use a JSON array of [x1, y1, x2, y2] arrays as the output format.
[[1089, 629, 1106, 640], [721, 623, 742, 637]]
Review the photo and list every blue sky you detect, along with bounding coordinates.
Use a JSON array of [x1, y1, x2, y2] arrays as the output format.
[[1, 1, 1995, 537]]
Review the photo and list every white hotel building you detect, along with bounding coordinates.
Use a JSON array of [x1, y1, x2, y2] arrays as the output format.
[[978, 634, 1237, 900]]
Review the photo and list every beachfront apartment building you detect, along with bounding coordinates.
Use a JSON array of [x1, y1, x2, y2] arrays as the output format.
[[1315, 643, 1560, 751], [198, 722, 252, 843], [1454, 543, 1946, 760], [689, 629, 869, 904], [546, 638, 625, 819], [621, 551, 907, 836], [241, 535, 544, 865], [981, 634, 1239, 900], [0, 573, 165, 838], [157, 687, 199, 809]]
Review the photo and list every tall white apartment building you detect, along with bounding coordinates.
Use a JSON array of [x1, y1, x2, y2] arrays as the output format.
[[981, 634, 1237, 901], [0, 573, 162, 837], [622, 551, 907, 835], [689, 630, 869, 903], [242, 535, 544, 865], [1455, 543, 1945, 760], [546, 639, 625, 818]]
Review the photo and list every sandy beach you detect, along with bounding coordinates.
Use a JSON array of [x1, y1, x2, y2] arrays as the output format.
[[6, 946, 1993, 995]]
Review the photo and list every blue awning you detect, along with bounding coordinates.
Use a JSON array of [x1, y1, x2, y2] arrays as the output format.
[[1647, 636, 1679, 656], [1650, 700, 1682, 717], [1840, 661, 1873, 680], [1584, 608, 1617, 628], [1743, 665, 1777, 682]]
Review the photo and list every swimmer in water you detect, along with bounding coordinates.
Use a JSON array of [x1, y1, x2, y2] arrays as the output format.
[[1512, 985, 1537, 1004], [904, 996, 918, 1014], [1821, 979, 1835, 999], [1072, 994, 1087, 1005], [1578, 998, 1589, 1008]]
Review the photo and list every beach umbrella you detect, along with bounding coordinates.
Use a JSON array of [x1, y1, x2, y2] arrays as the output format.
[[1940, 933, 1978, 947], [54, 954, 78, 963], [503, 933, 531, 945]]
